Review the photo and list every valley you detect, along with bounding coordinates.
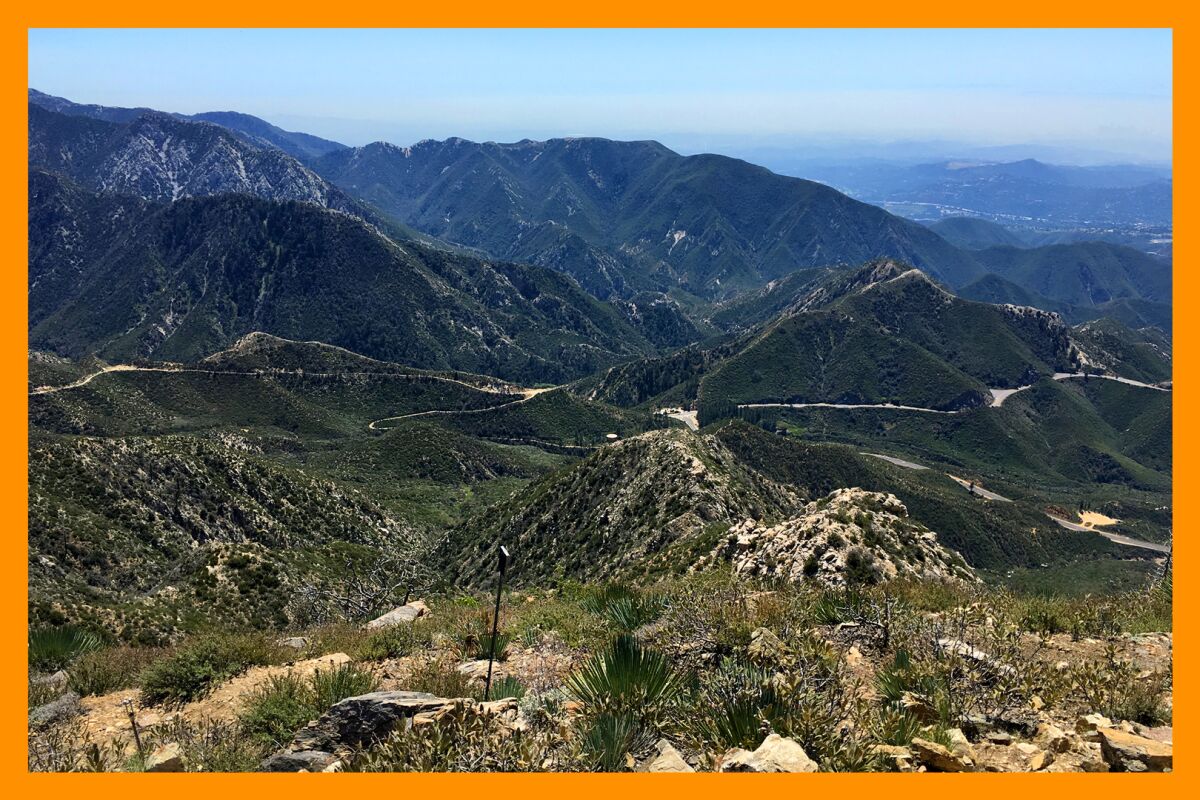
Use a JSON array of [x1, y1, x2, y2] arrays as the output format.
[[24, 80, 1172, 774]]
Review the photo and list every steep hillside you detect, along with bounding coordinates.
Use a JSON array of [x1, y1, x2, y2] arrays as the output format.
[[685, 262, 1079, 422], [928, 217, 1029, 250], [442, 422, 1121, 588], [957, 274, 1172, 332], [28, 432, 418, 632], [29, 171, 658, 382], [972, 242, 1171, 309], [443, 429, 799, 584], [29, 104, 357, 211], [1071, 319, 1172, 384], [313, 136, 985, 298]]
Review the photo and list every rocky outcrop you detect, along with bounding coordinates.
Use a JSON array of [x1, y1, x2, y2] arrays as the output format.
[[263, 691, 520, 772], [704, 488, 976, 586]]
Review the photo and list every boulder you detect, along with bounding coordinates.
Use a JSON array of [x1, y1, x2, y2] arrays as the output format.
[[145, 743, 185, 772], [31, 670, 69, 691], [871, 744, 915, 772], [260, 750, 340, 772], [365, 600, 430, 629], [639, 740, 694, 772], [1098, 727, 1172, 772], [29, 691, 81, 729], [1042, 741, 1107, 773], [1075, 712, 1113, 742], [911, 737, 974, 772], [457, 659, 505, 682], [1033, 722, 1071, 753], [719, 734, 818, 772], [278, 636, 309, 650], [291, 690, 449, 753], [973, 742, 1051, 772]]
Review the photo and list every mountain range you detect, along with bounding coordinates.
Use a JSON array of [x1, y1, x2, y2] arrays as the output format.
[[29, 89, 1173, 334], [26, 88, 1173, 631]]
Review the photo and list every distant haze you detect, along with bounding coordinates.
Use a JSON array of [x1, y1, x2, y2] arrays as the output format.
[[28, 29, 1172, 166]]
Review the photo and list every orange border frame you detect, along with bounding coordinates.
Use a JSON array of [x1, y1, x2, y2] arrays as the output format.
[[1, 10, 1187, 796]]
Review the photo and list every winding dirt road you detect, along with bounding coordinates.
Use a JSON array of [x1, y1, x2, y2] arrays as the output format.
[[740, 371, 1170, 415], [861, 452, 1170, 554], [366, 386, 557, 431]]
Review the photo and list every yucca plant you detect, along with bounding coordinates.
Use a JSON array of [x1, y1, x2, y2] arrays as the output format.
[[581, 584, 666, 632], [604, 594, 666, 633], [29, 626, 102, 672], [471, 631, 511, 662], [582, 712, 648, 772], [489, 675, 526, 700], [872, 705, 925, 746], [566, 634, 681, 718]]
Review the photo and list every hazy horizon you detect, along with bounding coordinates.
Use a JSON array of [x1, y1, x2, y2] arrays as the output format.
[[29, 29, 1173, 166]]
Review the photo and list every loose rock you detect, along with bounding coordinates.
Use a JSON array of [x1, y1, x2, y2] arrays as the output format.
[[719, 734, 818, 772], [365, 600, 430, 629]]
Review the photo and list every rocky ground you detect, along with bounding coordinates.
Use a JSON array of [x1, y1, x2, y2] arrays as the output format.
[[29, 574, 1172, 773]]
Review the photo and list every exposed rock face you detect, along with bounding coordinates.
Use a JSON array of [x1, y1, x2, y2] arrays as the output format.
[[290, 691, 449, 754], [973, 742, 1052, 772], [29, 104, 357, 212], [718, 734, 819, 772], [704, 488, 976, 586]]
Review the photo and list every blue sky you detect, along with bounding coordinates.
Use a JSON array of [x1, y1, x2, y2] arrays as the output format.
[[28, 29, 1172, 163]]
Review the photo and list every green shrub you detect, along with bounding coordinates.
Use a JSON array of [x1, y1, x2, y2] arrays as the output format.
[[69, 646, 164, 697], [354, 623, 430, 661], [240, 664, 379, 747], [139, 633, 284, 706], [310, 663, 378, 709], [29, 626, 102, 672], [346, 701, 577, 772], [406, 657, 480, 700], [239, 674, 314, 747]]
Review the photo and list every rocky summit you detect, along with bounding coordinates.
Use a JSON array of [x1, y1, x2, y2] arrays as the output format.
[[703, 488, 977, 587]]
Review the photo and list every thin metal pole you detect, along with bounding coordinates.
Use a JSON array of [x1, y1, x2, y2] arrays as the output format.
[[483, 546, 509, 702]]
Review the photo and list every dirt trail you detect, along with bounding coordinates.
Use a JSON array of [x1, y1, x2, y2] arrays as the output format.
[[76, 653, 351, 749]]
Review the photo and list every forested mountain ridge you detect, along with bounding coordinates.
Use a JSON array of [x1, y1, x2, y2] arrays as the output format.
[[312, 136, 987, 298], [28, 170, 661, 382]]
